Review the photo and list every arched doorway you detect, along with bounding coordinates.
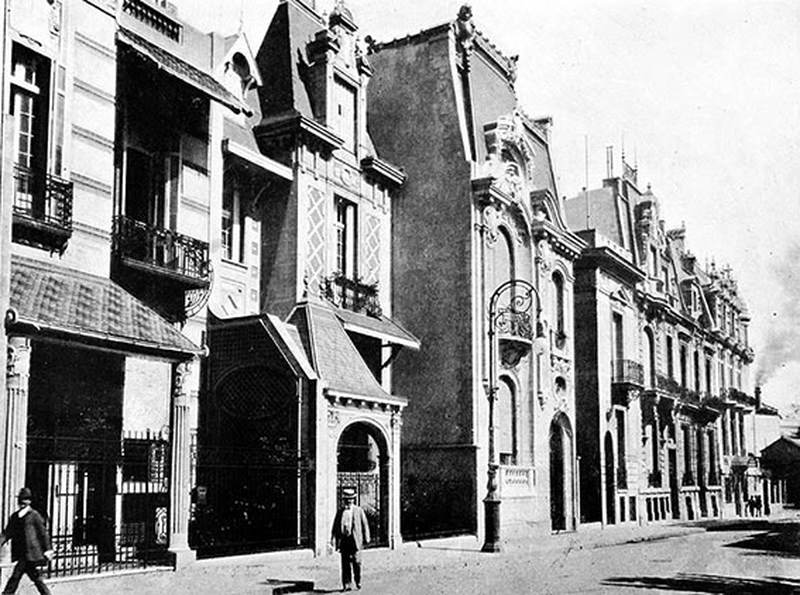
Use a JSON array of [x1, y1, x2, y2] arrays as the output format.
[[337, 422, 389, 547], [550, 413, 574, 531], [605, 431, 616, 525]]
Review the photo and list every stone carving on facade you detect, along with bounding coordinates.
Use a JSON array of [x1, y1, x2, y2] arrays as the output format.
[[6, 338, 31, 380], [484, 111, 536, 203], [482, 203, 500, 245], [327, 409, 340, 428]]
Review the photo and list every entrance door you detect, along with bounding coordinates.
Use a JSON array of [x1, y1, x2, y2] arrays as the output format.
[[669, 448, 679, 519], [337, 423, 388, 547], [605, 432, 616, 525], [550, 424, 565, 531]]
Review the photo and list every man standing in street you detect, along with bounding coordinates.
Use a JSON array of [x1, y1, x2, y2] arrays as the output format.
[[331, 487, 370, 591], [0, 487, 54, 595]]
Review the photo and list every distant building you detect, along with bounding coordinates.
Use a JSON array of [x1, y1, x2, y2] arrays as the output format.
[[566, 156, 757, 525], [368, 6, 584, 540]]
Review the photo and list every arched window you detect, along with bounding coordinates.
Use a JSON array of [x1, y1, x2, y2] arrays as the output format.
[[497, 377, 517, 465], [552, 271, 565, 339]]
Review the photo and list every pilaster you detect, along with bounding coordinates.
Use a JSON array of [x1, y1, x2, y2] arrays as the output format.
[[1, 336, 31, 568], [169, 359, 196, 568]]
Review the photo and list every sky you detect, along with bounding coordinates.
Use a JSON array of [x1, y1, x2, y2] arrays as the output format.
[[173, 0, 800, 413]]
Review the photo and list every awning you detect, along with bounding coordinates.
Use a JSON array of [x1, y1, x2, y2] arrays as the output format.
[[222, 138, 293, 181], [118, 27, 250, 116], [8, 256, 201, 358], [289, 301, 407, 406], [334, 308, 420, 350]]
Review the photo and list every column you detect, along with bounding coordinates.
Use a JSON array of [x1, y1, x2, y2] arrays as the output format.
[[1, 336, 31, 569], [169, 360, 196, 568], [389, 410, 402, 549]]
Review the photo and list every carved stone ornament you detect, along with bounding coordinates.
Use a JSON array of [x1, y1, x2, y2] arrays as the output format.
[[328, 409, 341, 428], [482, 204, 500, 245], [484, 110, 536, 183], [173, 361, 191, 396], [6, 338, 31, 378]]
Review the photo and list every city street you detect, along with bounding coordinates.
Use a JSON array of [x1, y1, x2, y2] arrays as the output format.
[[32, 515, 800, 594]]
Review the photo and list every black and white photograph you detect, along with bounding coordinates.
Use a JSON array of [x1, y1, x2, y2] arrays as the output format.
[[0, 0, 798, 592]]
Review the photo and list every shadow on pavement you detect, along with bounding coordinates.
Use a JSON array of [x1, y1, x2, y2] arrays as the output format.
[[602, 573, 800, 593], [676, 519, 800, 558]]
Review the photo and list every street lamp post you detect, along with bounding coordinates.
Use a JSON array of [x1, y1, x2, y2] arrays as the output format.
[[482, 278, 547, 553]]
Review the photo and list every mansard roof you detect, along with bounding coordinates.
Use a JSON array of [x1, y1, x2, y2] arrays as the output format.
[[255, 0, 322, 122]]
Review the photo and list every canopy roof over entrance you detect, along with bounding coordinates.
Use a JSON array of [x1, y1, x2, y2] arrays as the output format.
[[8, 256, 201, 358], [289, 301, 407, 406]]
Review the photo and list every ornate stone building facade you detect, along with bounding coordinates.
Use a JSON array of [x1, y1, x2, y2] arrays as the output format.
[[197, 0, 417, 557], [566, 160, 757, 526], [368, 7, 584, 540]]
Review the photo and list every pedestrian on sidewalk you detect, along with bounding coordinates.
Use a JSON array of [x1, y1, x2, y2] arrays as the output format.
[[0, 487, 54, 595], [331, 488, 370, 591]]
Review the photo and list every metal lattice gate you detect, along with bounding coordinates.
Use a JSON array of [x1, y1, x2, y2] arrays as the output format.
[[337, 472, 385, 547], [26, 431, 172, 577]]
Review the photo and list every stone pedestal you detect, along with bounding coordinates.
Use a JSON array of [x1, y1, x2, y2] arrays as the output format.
[[169, 361, 196, 568]]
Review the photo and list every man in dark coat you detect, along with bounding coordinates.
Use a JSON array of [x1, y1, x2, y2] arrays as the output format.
[[331, 488, 370, 591], [0, 487, 54, 595]]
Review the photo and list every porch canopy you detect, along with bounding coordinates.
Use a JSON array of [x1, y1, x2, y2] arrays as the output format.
[[289, 301, 408, 406], [7, 255, 202, 358], [117, 27, 250, 115]]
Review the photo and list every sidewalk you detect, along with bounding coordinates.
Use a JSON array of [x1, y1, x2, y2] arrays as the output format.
[[31, 512, 798, 595]]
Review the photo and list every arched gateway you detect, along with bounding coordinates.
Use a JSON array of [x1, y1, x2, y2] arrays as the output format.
[[336, 422, 390, 547]]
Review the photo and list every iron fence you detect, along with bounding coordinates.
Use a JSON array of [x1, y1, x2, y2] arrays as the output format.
[[26, 430, 171, 578]]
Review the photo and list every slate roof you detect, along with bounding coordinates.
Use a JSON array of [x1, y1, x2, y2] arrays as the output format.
[[9, 256, 200, 357], [289, 301, 405, 404], [255, 0, 321, 122], [334, 308, 420, 350], [118, 27, 249, 115]]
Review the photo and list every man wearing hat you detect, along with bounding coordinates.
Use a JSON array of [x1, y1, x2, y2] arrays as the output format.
[[0, 487, 54, 595], [331, 487, 370, 591]]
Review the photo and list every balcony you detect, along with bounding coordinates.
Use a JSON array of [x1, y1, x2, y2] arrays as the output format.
[[112, 215, 210, 288], [611, 359, 644, 387], [656, 374, 682, 395], [12, 164, 73, 254], [122, 0, 182, 42], [323, 273, 382, 318]]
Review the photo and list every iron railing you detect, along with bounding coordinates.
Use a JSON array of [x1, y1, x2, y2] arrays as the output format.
[[113, 215, 210, 284], [12, 164, 73, 237], [611, 359, 644, 386], [324, 273, 382, 318], [122, 0, 181, 41], [26, 431, 171, 578]]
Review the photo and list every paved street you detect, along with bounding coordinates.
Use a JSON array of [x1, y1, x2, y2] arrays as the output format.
[[15, 513, 800, 594]]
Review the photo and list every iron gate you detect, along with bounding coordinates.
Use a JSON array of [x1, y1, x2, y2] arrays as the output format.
[[337, 471, 384, 547], [26, 431, 171, 577], [190, 445, 310, 557]]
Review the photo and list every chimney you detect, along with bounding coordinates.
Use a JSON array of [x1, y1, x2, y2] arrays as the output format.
[[755, 386, 762, 410], [606, 146, 614, 179]]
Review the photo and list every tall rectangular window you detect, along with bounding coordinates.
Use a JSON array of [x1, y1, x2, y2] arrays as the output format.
[[333, 77, 357, 153], [666, 336, 674, 379], [616, 409, 627, 489], [334, 196, 357, 277], [649, 246, 658, 277], [221, 171, 245, 263], [680, 344, 688, 388], [612, 312, 624, 362], [10, 44, 52, 214], [705, 356, 713, 395]]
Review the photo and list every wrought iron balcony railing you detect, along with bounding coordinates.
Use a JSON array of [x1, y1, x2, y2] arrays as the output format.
[[12, 164, 73, 252], [122, 0, 182, 41], [323, 273, 382, 318], [112, 215, 210, 286], [657, 374, 681, 395], [611, 359, 644, 386]]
